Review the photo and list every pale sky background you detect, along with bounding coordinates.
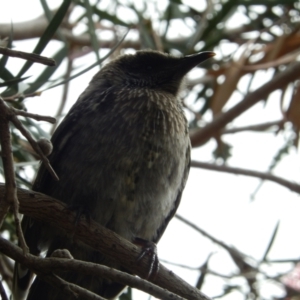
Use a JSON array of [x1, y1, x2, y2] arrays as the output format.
[[1, 1, 300, 299]]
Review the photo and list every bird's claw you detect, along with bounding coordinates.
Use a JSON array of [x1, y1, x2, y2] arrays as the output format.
[[134, 237, 160, 279]]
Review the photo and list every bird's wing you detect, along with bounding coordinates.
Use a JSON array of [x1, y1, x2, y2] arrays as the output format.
[[13, 87, 115, 300], [33, 99, 89, 191]]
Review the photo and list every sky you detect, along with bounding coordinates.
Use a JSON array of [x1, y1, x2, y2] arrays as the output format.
[[0, 1, 300, 299]]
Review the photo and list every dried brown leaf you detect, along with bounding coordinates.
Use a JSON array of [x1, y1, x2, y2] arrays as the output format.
[[210, 46, 249, 116], [264, 34, 287, 62]]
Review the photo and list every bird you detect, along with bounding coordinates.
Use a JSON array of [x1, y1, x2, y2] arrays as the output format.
[[13, 49, 214, 299]]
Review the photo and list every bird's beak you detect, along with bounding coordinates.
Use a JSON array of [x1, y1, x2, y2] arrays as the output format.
[[176, 51, 215, 76]]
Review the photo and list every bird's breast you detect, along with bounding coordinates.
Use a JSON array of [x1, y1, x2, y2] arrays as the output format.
[[103, 87, 189, 242]]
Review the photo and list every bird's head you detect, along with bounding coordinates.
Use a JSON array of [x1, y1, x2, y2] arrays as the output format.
[[95, 50, 215, 96]]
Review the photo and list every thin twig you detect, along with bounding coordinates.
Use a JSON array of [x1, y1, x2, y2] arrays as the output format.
[[132, 256, 242, 279], [0, 98, 28, 253], [0, 46, 55, 66], [10, 115, 59, 181], [191, 161, 300, 194], [12, 108, 56, 124], [3, 92, 42, 102], [223, 119, 284, 134], [0, 102, 13, 227], [176, 214, 232, 253], [266, 259, 300, 264], [175, 214, 258, 276]]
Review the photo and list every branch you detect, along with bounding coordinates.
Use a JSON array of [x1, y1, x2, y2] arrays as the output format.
[[0, 14, 138, 49], [12, 108, 56, 124], [191, 161, 300, 194], [176, 214, 233, 254], [9, 112, 58, 181], [0, 98, 58, 182], [190, 62, 300, 147], [38, 274, 107, 300], [0, 237, 185, 300], [0, 96, 58, 256], [175, 215, 258, 279], [222, 119, 284, 134], [0, 184, 211, 300], [161, 259, 237, 280], [0, 14, 192, 51], [0, 100, 14, 225], [3, 92, 43, 102], [0, 99, 27, 253], [0, 47, 55, 66]]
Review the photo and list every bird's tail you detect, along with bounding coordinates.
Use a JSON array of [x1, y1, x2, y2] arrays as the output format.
[[12, 216, 41, 300], [12, 261, 35, 300]]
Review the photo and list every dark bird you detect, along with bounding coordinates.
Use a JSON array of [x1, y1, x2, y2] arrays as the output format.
[[13, 50, 214, 299]]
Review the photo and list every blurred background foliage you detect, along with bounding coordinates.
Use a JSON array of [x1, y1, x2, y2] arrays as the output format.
[[0, 0, 300, 299]]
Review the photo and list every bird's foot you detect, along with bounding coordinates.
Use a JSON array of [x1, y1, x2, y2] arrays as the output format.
[[134, 237, 159, 280]]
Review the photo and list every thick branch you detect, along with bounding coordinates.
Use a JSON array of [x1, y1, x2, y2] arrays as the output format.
[[190, 62, 300, 147], [0, 237, 184, 300], [191, 161, 300, 194], [0, 184, 210, 300]]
